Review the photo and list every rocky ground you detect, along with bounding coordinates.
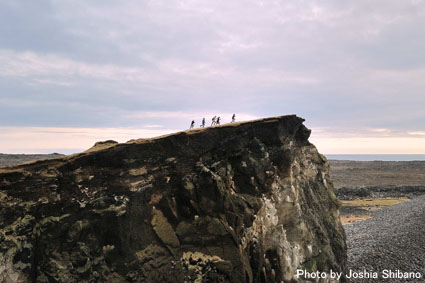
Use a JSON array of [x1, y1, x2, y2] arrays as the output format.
[[344, 195, 425, 282], [335, 186, 425, 200], [333, 160, 425, 282]]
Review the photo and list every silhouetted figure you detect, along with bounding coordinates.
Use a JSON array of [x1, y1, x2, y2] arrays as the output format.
[[200, 118, 205, 128], [190, 120, 195, 130], [211, 116, 216, 126], [231, 114, 235, 123], [216, 116, 221, 125]]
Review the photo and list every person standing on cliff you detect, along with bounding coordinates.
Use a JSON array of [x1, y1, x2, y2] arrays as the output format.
[[190, 120, 195, 130], [200, 118, 205, 128], [211, 116, 216, 126], [216, 116, 221, 125], [231, 114, 235, 123]]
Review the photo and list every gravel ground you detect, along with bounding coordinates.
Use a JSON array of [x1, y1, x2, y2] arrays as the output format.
[[344, 195, 425, 282]]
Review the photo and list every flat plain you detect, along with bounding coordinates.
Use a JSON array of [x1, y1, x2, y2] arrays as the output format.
[[0, 153, 64, 168], [329, 160, 425, 189]]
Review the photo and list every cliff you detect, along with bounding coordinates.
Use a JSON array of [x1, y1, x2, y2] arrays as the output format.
[[0, 115, 346, 282]]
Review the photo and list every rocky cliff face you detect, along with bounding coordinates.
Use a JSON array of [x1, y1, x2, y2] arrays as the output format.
[[0, 115, 346, 283]]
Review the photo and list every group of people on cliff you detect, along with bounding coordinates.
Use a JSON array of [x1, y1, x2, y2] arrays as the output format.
[[190, 114, 235, 130]]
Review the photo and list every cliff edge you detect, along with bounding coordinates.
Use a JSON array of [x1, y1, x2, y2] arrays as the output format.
[[0, 115, 346, 282]]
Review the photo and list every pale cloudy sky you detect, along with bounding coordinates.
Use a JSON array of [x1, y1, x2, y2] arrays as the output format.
[[1, 0, 425, 154]]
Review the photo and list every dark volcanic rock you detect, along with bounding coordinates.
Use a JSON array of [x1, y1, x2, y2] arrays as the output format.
[[335, 186, 425, 200], [0, 115, 346, 282]]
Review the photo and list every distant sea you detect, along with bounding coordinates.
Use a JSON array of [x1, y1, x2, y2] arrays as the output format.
[[326, 154, 425, 161]]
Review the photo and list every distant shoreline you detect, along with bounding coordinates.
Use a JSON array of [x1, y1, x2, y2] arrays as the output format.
[[0, 153, 64, 168], [326, 154, 425, 161]]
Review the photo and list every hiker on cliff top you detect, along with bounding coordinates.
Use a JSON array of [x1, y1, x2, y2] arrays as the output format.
[[200, 118, 205, 128], [190, 120, 195, 130], [211, 116, 216, 126], [231, 114, 235, 123], [216, 116, 221, 125]]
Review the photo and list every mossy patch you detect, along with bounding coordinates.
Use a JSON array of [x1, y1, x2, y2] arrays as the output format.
[[301, 259, 317, 272], [340, 215, 372, 225]]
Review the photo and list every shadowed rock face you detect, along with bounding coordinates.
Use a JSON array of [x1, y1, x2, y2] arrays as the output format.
[[0, 115, 346, 283]]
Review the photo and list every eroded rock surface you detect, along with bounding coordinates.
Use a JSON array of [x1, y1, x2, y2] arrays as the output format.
[[0, 115, 346, 282]]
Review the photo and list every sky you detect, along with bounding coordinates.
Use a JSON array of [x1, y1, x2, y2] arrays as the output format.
[[1, 0, 425, 154]]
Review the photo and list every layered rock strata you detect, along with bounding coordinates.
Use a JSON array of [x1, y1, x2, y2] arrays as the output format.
[[0, 115, 346, 282]]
